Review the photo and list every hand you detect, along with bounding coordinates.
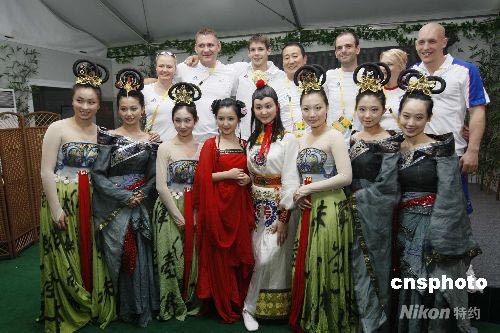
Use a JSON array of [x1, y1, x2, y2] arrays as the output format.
[[126, 194, 142, 207], [54, 211, 68, 230], [237, 173, 251, 186], [148, 131, 161, 142], [459, 150, 479, 174], [293, 185, 310, 203], [273, 221, 288, 246], [184, 55, 199, 67], [461, 125, 470, 141], [226, 168, 245, 180], [172, 214, 185, 229], [296, 197, 312, 210]]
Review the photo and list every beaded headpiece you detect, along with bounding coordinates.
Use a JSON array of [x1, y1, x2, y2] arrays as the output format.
[[115, 68, 144, 95], [252, 70, 268, 86], [353, 62, 390, 93], [73, 59, 109, 87], [398, 69, 446, 96], [168, 82, 202, 105], [293, 64, 326, 93]]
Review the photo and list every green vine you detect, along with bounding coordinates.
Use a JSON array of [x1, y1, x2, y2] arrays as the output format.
[[470, 40, 500, 193], [0, 44, 40, 114], [107, 18, 497, 63]]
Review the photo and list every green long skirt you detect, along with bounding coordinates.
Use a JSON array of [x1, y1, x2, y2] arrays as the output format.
[[152, 195, 200, 321], [38, 181, 116, 333], [294, 189, 358, 333]]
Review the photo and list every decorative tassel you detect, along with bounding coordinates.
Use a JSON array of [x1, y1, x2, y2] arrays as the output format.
[[182, 187, 194, 300], [78, 170, 92, 292], [289, 177, 312, 332]]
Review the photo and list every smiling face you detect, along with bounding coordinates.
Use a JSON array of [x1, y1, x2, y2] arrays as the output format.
[[416, 23, 447, 68], [253, 97, 278, 125], [356, 94, 385, 129], [118, 96, 144, 127], [216, 106, 239, 136], [380, 53, 403, 82], [173, 106, 197, 137], [195, 33, 221, 67], [301, 92, 328, 128], [156, 54, 176, 82], [399, 98, 431, 138], [335, 33, 360, 67], [248, 41, 270, 69], [282, 45, 307, 79], [72, 87, 100, 121]]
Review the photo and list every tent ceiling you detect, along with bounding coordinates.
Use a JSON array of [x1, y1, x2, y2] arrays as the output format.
[[40, 0, 499, 47]]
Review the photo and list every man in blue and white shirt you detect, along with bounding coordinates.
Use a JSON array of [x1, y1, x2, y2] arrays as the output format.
[[412, 22, 488, 173]]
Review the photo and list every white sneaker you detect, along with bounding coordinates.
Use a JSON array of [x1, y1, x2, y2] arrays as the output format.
[[242, 309, 259, 331], [466, 264, 483, 293]]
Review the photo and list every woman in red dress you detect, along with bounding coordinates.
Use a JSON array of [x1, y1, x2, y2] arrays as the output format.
[[193, 98, 255, 323]]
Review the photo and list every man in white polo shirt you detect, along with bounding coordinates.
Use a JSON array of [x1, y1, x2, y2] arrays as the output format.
[[234, 34, 286, 140], [412, 22, 488, 213], [176, 27, 237, 143], [326, 31, 361, 142]]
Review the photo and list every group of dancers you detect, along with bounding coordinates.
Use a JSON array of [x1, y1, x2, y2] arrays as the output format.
[[37, 50, 481, 333]]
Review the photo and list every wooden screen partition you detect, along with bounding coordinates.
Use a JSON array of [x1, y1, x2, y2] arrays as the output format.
[[0, 112, 60, 258]]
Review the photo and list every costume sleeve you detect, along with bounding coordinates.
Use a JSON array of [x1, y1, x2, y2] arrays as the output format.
[[463, 62, 489, 108], [279, 134, 300, 210], [139, 143, 158, 197], [91, 144, 133, 205], [156, 143, 183, 218], [426, 155, 481, 259], [40, 122, 63, 221], [307, 130, 352, 193]]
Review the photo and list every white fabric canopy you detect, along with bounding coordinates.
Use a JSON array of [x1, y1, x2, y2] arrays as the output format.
[[0, 0, 106, 56]]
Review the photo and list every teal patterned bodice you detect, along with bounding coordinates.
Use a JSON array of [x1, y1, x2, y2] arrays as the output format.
[[167, 160, 198, 191], [296, 147, 337, 183], [54, 142, 98, 182]]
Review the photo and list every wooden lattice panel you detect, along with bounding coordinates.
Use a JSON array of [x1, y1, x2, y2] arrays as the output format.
[[0, 112, 60, 258], [25, 112, 60, 239]]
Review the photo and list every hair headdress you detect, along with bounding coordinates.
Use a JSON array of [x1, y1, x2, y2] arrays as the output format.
[[397, 69, 446, 96], [353, 62, 390, 93], [168, 82, 202, 105], [252, 70, 268, 88], [73, 59, 109, 87], [293, 65, 326, 93], [115, 68, 144, 95]]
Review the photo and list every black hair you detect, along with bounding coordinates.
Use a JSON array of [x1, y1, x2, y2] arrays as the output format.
[[172, 104, 198, 121], [355, 90, 386, 110], [281, 42, 307, 57], [397, 69, 446, 118], [114, 68, 145, 108], [294, 65, 329, 107], [354, 62, 390, 109], [72, 84, 102, 103], [211, 98, 247, 120], [399, 93, 434, 118], [116, 89, 145, 108], [248, 85, 286, 149], [71, 59, 109, 103]]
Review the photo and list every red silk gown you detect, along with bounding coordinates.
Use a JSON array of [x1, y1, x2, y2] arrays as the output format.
[[193, 137, 255, 323]]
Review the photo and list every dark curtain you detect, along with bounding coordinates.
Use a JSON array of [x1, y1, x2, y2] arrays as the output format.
[[269, 46, 419, 72]]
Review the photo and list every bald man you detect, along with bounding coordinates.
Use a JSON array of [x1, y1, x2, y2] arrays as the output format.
[[412, 22, 488, 214]]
